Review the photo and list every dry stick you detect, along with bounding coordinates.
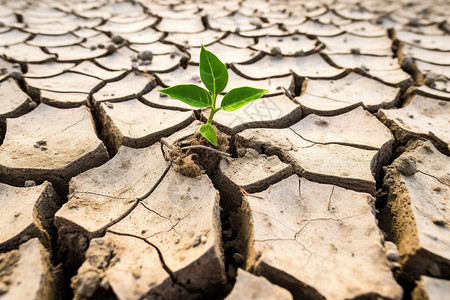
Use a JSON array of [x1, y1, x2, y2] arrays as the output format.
[[180, 145, 231, 157]]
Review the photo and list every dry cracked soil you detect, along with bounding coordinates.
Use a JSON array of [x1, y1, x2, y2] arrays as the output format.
[[0, 0, 449, 299]]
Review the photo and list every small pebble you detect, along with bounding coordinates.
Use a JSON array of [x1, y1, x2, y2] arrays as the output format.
[[401, 56, 414, 71], [386, 249, 399, 261], [106, 44, 116, 54], [24, 180, 36, 187], [40, 147, 48, 151], [90, 45, 96, 51], [350, 48, 360, 54], [200, 235, 207, 244], [97, 43, 105, 49], [396, 156, 417, 176], [9, 71, 22, 80], [192, 235, 201, 247], [112, 35, 124, 44], [139, 50, 153, 61], [270, 46, 282, 56]]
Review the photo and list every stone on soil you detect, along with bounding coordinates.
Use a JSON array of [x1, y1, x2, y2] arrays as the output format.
[[245, 175, 403, 300], [382, 141, 450, 284]]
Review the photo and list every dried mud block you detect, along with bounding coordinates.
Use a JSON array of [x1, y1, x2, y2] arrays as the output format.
[[414, 85, 450, 101], [157, 17, 205, 33], [136, 53, 182, 73], [24, 61, 75, 78], [382, 141, 450, 284], [0, 59, 21, 82], [55, 143, 169, 273], [0, 78, 36, 118], [26, 72, 102, 94], [154, 64, 202, 89], [232, 54, 345, 80], [208, 12, 268, 32], [296, 72, 401, 115], [98, 99, 194, 151], [225, 269, 293, 300], [402, 44, 450, 65], [320, 33, 392, 55], [26, 33, 83, 47], [114, 28, 163, 44], [72, 169, 226, 299], [412, 276, 450, 300], [220, 33, 256, 48], [250, 34, 321, 56], [326, 54, 412, 87], [339, 21, 387, 37], [202, 94, 301, 134], [0, 44, 55, 63], [245, 175, 403, 300], [187, 43, 260, 64], [227, 70, 293, 96], [0, 104, 108, 192], [95, 16, 157, 33], [287, 20, 343, 36], [0, 182, 59, 252], [315, 11, 351, 26], [217, 149, 292, 195], [238, 24, 289, 37], [40, 90, 89, 109], [95, 47, 137, 71], [47, 45, 108, 62], [71, 61, 124, 81], [92, 72, 153, 105], [396, 30, 450, 51], [377, 95, 450, 154], [0, 238, 60, 300], [236, 107, 394, 194], [165, 30, 226, 48], [0, 29, 30, 46], [129, 42, 178, 56], [334, 3, 379, 20]]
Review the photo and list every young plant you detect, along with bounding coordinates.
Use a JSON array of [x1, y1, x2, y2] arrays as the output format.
[[158, 45, 269, 146]]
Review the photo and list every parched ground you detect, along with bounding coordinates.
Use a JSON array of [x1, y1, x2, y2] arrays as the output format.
[[0, 0, 449, 299]]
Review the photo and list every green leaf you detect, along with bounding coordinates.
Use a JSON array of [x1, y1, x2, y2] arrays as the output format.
[[200, 123, 217, 146], [158, 85, 211, 108], [199, 44, 228, 96], [221, 87, 269, 111]]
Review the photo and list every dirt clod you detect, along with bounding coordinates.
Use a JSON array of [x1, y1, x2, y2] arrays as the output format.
[[396, 156, 417, 176]]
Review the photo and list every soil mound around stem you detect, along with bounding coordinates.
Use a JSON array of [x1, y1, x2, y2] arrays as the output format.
[[169, 128, 230, 177]]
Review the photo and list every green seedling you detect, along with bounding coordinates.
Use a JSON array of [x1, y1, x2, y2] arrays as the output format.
[[159, 45, 269, 146]]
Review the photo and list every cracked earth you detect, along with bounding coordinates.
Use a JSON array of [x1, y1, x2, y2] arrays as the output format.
[[0, 0, 449, 299]]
